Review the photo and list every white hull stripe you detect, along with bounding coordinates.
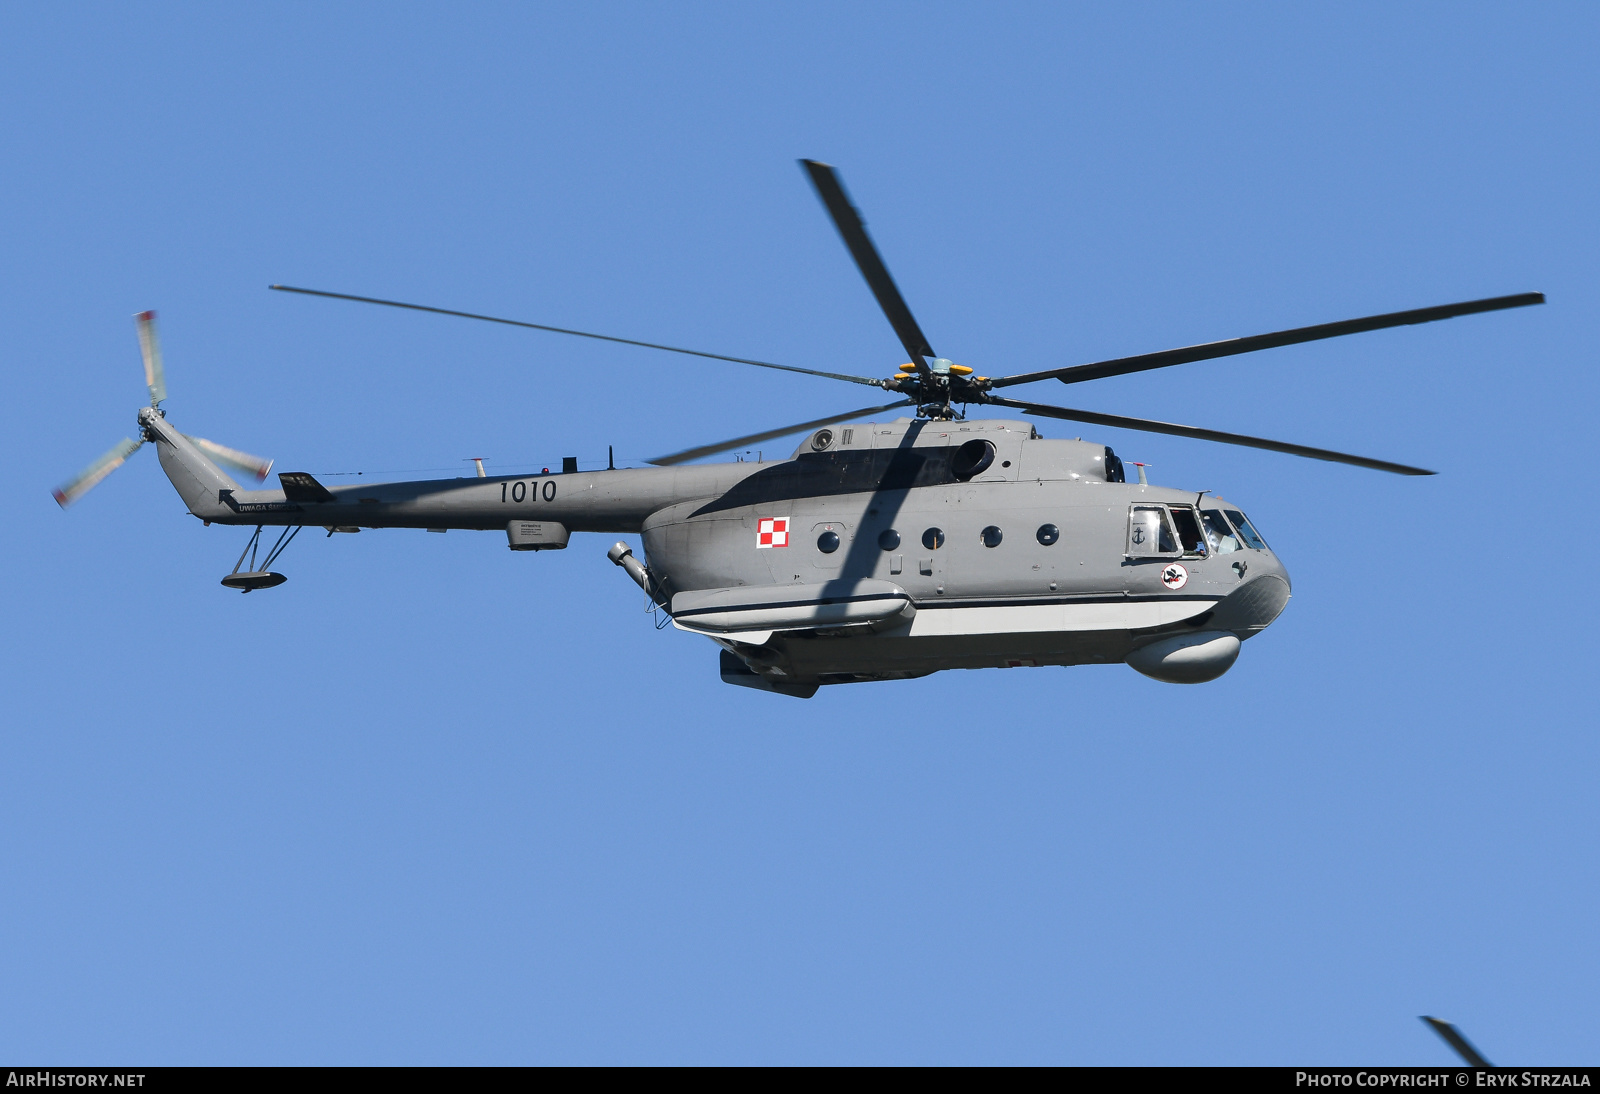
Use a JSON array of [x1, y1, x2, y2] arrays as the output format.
[[907, 598, 1218, 636]]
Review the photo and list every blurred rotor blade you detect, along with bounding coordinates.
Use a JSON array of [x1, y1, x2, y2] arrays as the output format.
[[1421, 1017, 1491, 1068], [799, 161, 935, 374], [648, 399, 916, 466], [269, 285, 885, 388], [135, 310, 167, 406], [983, 396, 1435, 475], [989, 292, 1546, 389], [52, 438, 143, 508], [185, 434, 274, 481]]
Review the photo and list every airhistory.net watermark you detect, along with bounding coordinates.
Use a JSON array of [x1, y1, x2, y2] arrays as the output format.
[[5, 1074, 145, 1088]]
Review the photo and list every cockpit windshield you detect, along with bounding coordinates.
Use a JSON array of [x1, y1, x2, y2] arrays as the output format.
[[1201, 509, 1242, 554], [1223, 509, 1269, 550]]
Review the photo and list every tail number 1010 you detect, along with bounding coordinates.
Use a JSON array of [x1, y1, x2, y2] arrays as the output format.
[[501, 480, 557, 504]]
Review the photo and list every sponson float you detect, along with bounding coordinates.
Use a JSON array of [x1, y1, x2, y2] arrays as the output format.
[[54, 161, 1540, 696]]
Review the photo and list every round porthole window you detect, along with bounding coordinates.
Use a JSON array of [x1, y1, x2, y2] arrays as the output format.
[[981, 525, 1003, 548], [878, 528, 901, 551], [817, 530, 840, 553], [1037, 523, 1060, 546], [922, 527, 945, 550], [811, 429, 834, 451]]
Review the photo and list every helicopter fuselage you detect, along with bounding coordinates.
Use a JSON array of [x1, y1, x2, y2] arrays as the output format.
[[145, 408, 1290, 695]]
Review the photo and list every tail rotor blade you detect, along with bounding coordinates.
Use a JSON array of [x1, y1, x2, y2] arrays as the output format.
[[185, 434, 274, 481], [135, 310, 167, 406], [52, 438, 143, 508]]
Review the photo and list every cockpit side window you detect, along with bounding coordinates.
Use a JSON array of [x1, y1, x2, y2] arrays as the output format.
[[1129, 506, 1178, 555], [1223, 509, 1269, 550], [1168, 506, 1206, 555], [1201, 509, 1242, 555]]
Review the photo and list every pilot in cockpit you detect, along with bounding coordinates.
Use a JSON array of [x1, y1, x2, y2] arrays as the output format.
[[1202, 509, 1242, 555]]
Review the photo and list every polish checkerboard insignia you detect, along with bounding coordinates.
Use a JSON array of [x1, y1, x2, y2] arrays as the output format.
[[756, 517, 789, 548]]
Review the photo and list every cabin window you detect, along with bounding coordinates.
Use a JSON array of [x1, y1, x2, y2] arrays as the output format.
[[1169, 506, 1206, 555], [1129, 506, 1178, 556], [922, 527, 945, 550], [1130, 505, 1209, 557], [1201, 509, 1242, 554], [1036, 523, 1059, 546], [817, 530, 840, 553], [1224, 509, 1269, 550], [878, 528, 901, 551], [980, 525, 1003, 548]]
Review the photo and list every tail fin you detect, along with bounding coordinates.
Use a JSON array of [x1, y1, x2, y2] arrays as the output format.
[[138, 408, 245, 520]]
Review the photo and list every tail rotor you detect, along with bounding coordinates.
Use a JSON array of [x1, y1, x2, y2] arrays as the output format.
[[51, 310, 272, 508]]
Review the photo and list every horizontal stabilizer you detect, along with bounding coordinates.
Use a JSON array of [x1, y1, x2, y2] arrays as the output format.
[[278, 471, 337, 503]]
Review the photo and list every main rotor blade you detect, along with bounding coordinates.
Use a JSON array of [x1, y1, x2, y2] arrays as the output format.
[[648, 399, 916, 466], [185, 434, 274, 481], [989, 292, 1546, 389], [800, 161, 936, 374], [1421, 1017, 1491, 1068], [270, 285, 884, 389], [984, 396, 1435, 475], [135, 310, 167, 406], [52, 438, 143, 508]]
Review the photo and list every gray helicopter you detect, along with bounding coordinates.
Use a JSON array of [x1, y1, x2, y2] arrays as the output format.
[[54, 161, 1543, 697]]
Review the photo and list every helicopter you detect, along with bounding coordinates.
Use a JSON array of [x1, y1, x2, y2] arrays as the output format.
[[53, 160, 1543, 697]]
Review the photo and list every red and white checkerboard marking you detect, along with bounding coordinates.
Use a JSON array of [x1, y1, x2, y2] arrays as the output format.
[[756, 517, 789, 548]]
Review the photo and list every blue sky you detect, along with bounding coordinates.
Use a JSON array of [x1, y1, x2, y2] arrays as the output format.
[[2, 3, 1596, 1064]]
